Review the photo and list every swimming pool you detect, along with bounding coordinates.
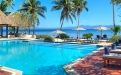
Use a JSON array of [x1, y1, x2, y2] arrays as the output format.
[[0, 40, 101, 75]]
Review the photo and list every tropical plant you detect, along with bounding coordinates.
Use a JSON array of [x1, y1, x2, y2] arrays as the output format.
[[19, 0, 47, 37], [44, 36, 53, 42], [51, 0, 76, 30], [73, 0, 88, 27], [73, 0, 88, 38], [83, 33, 93, 39], [110, 25, 121, 35], [109, 35, 119, 43], [0, 0, 14, 13], [111, 0, 116, 27], [36, 34, 51, 39], [57, 33, 70, 39]]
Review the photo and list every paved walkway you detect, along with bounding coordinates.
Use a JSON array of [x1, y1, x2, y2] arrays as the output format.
[[72, 49, 121, 75]]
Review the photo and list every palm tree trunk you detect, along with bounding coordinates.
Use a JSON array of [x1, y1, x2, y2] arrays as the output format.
[[60, 19, 64, 30], [112, 3, 116, 27], [78, 15, 80, 27], [77, 15, 80, 39], [32, 26, 35, 38]]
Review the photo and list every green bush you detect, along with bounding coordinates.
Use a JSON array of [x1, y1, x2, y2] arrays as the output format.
[[36, 35, 51, 39], [57, 33, 70, 39], [36, 35, 41, 39], [118, 36, 121, 40], [109, 35, 119, 43], [83, 33, 93, 39], [44, 36, 53, 42]]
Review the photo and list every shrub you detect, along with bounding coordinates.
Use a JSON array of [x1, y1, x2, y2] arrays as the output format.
[[83, 33, 93, 39], [110, 25, 121, 35], [36, 35, 51, 39], [44, 36, 53, 42], [36, 35, 40, 39], [109, 35, 119, 43], [118, 36, 121, 40], [57, 33, 70, 39]]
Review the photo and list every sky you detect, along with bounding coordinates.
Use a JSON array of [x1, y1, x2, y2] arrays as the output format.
[[7, 0, 121, 28]]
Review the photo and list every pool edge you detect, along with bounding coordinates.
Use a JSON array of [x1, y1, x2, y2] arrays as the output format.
[[63, 47, 104, 75]]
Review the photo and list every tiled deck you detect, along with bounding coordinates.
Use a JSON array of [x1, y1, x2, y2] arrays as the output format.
[[0, 70, 12, 75], [72, 49, 121, 75]]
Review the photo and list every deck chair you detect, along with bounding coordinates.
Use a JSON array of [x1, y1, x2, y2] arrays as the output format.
[[102, 46, 121, 67], [110, 43, 121, 54], [103, 34, 108, 40], [96, 35, 101, 40], [102, 53, 121, 67]]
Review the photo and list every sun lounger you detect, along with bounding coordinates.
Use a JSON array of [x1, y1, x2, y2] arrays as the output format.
[[116, 46, 121, 49], [102, 53, 121, 67], [109, 43, 121, 54], [102, 46, 121, 67], [110, 49, 121, 54]]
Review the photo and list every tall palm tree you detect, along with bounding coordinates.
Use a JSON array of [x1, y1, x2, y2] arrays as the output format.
[[73, 0, 88, 27], [73, 0, 88, 38], [111, 0, 116, 27], [19, 0, 47, 36], [51, 0, 76, 30]]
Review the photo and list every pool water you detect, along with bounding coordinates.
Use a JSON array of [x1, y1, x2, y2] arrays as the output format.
[[0, 40, 101, 75]]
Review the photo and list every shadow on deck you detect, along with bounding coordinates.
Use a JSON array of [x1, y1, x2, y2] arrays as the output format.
[[72, 49, 121, 75]]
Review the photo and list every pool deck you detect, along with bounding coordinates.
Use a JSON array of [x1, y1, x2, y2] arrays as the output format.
[[64, 46, 121, 75]]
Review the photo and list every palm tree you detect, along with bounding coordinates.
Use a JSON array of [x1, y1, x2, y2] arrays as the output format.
[[51, 0, 76, 30], [111, 0, 116, 27], [19, 0, 47, 36], [73, 0, 88, 27], [110, 25, 121, 35], [0, 0, 14, 13], [73, 0, 88, 38]]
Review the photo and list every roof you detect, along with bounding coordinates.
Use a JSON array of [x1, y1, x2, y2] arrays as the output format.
[[0, 10, 14, 26]]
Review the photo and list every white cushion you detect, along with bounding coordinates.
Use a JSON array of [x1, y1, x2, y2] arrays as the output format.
[[110, 49, 121, 53], [116, 46, 121, 49], [102, 53, 121, 59]]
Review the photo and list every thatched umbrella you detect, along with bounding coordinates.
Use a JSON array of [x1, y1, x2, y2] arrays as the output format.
[[8, 12, 33, 33], [0, 10, 15, 38], [0, 10, 14, 25], [8, 12, 32, 27]]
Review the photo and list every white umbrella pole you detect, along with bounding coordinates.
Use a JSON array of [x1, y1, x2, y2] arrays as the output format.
[[76, 30, 78, 39], [101, 29, 102, 38]]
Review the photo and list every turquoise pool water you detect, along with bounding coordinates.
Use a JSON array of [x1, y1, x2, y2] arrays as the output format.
[[0, 40, 101, 75]]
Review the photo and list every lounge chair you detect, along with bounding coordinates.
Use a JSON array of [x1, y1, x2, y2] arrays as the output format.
[[96, 35, 101, 40], [102, 46, 121, 67], [102, 53, 121, 67], [110, 43, 121, 54], [103, 34, 108, 40]]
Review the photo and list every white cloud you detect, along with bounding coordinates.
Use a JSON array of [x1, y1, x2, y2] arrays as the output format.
[[83, 20, 87, 22]]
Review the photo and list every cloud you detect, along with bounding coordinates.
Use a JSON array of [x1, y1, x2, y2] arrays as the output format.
[[83, 20, 87, 22]]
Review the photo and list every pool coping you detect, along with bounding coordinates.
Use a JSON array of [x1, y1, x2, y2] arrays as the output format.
[[63, 46, 105, 75], [0, 66, 22, 75]]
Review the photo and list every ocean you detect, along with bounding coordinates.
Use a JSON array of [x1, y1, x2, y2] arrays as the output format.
[[3, 29, 114, 39]]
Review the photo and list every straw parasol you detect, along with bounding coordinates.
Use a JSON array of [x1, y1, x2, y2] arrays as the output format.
[[8, 12, 32, 27], [0, 10, 14, 26], [94, 26, 108, 37], [0, 10, 15, 38], [73, 27, 86, 39]]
